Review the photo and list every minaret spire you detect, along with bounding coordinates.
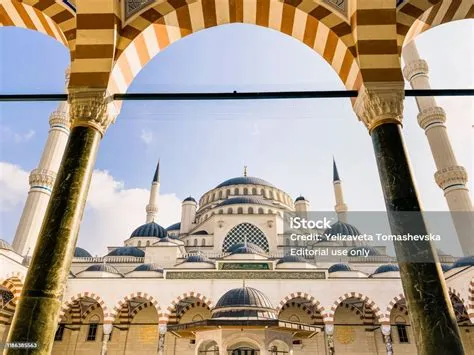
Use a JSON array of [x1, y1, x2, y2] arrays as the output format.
[[243, 165, 248, 177], [332, 157, 348, 223], [146, 159, 160, 223]]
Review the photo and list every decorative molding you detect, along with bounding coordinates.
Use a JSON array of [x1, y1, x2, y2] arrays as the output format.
[[417, 106, 446, 130], [68, 89, 117, 136], [165, 271, 326, 279], [49, 110, 70, 131], [124, 0, 155, 21], [403, 59, 428, 81], [323, 0, 347, 15], [435, 166, 468, 190], [29, 168, 57, 191], [354, 85, 404, 133]]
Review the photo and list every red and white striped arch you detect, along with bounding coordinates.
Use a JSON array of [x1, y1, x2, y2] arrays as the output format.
[[276, 291, 326, 315], [59, 292, 112, 322], [163, 291, 214, 321], [108, 0, 360, 97], [110, 292, 162, 322], [326, 292, 384, 324], [0, 0, 71, 47]]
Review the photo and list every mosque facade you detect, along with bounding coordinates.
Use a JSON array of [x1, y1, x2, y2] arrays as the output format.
[[1, 161, 473, 355]]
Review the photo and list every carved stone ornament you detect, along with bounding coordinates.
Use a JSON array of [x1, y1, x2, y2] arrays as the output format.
[[29, 168, 57, 190], [417, 106, 446, 130], [68, 89, 117, 136], [403, 59, 428, 81], [49, 110, 71, 130], [435, 165, 468, 190], [354, 85, 404, 134]]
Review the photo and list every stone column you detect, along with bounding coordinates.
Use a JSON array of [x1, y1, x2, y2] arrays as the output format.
[[354, 85, 464, 355], [381, 325, 393, 355], [324, 324, 335, 355], [12, 69, 71, 257], [403, 41, 474, 256], [5, 89, 116, 355], [101, 323, 113, 355], [158, 324, 167, 355]]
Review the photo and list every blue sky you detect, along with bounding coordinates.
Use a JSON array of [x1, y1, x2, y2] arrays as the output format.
[[0, 21, 472, 255]]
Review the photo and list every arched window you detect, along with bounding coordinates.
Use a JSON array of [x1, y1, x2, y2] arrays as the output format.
[[248, 207, 254, 214], [194, 239, 198, 246], [234, 188, 239, 195], [137, 241, 142, 247], [201, 239, 206, 246], [243, 188, 248, 195], [222, 223, 269, 252], [252, 188, 257, 195], [226, 189, 231, 197], [146, 241, 150, 246], [219, 191, 223, 199], [227, 208, 233, 214], [219, 209, 223, 214], [186, 240, 189, 246], [270, 191, 274, 199], [260, 188, 264, 196], [237, 207, 243, 214], [258, 208, 264, 214]]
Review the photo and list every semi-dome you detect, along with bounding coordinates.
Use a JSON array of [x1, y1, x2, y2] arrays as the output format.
[[328, 263, 352, 273], [192, 230, 209, 235], [451, 256, 474, 269], [183, 196, 196, 203], [227, 242, 265, 255], [373, 264, 399, 274], [218, 196, 274, 207], [216, 176, 275, 189], [74, 247, 92, 258], [130, 222, 167, 238], [295, 196, 307, 202], [277, 255, 307, 264], [184, 254, 215, 264], [212, 287, 276, 319], [133, 263, 163, 272], [324, 220, 361, 238], [166, 222, 181, 231], [84, 264, 120, 274], [107, 247, 145, 257], [349, 246, 379, 256], [0, 239, 14, 251]]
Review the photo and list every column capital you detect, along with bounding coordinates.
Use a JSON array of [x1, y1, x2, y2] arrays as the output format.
[[29, 168, 57, 192], [68, 89, 117, 136], [403, 59, 428, 81], [324, 324, 334, 335], [381, 324, 391, 336], [102, 323, 113, 335], [417, 106, 446, 130], [49, 110, 71, 131], [354, 84, 404, 134], [435, 166, 468, 191]]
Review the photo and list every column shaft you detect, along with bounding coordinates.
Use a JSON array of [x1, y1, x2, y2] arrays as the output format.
[[371, 123, 464, 354], [5, 126, 101, 354]]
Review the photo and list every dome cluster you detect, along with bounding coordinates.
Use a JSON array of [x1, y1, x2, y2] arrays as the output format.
[[216, 177, 275, 189], [130, 222, 167, 239]]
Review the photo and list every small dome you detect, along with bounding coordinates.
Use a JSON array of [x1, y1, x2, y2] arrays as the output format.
[[183, 196, 196, 203], [216, 176, 275, 189], [107, 247, 145, 257], [0, 239, 14, 251], [212, 287, 276, 319], [192, 230, 209, 235], [130, 222, 167, 238], [227, 242, 265, 255], [328, 263, 352, 273], [373, 264, 399, 274], [218, 196, 274, 207], [349, 246, 379, 256], [441, 264, 451, 272], [277, 255, 306, 264], [295, 196, 306, 202], [184, 254, 215, 264], [133, 263, 163, 272], [452, 256, 474, 269], [166, 222, 181, 231], [74, 247, 92, 258], [84, 264, 120, 274], [324, 221, 361, 238]]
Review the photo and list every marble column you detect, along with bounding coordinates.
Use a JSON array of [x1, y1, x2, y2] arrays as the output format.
[[158, 324, 167, 355], [5, 89, 116, 355], [101, 323, 113, 355], [354, 85, 464, 355], [381, 325, 393, 355], [403, 41, 474, 256], [324, 324, 335, 355]]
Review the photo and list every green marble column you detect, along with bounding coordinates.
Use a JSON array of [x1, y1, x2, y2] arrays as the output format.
[[371, 122, 464, 355], [5, 125, 101, 355]]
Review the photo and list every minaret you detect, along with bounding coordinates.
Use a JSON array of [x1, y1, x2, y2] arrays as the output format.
[[333, 158, 348, 223], [403, 41, 474, 256], [12, 68, 71, 256], [145, 160, 160, 223]]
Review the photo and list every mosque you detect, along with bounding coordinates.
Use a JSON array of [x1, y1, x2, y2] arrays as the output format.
[[1, 159, 473, 355]]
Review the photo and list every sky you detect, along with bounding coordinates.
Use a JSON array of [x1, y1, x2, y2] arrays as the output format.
[[0, 20, 472, 256]]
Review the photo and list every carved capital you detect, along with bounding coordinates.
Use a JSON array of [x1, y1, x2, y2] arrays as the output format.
[[325, 324, 334, 335], [29, 168, 57, 191], [49, 110, 71, 131], [381, 324, 391, 336], [354, 85, 404, 134], [417, 106, 446, 130], [68, 89, 117, 136], [335, 203, 347, 213], [146, 204, 158, 214], [435, 166, 468, 190], [403, 59, 428, 81]]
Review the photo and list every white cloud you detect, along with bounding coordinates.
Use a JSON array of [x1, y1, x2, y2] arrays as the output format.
[[0, 162, 182, 256], [140, 129, 153, 145], [0, 126, 35, 143]]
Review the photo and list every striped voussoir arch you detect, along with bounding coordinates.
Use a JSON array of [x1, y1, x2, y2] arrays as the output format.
[[327, 292, 383, 323], [384, 293, 405, 322], [0, 0, 73, 48], [0, 276, 23, 303], [169, 301, 212, 324], [163, 291, 213, 320], [402, 0, 473, 46], [108, 0, 360, 96], [280, 301, 324, 324], [110, 292, 161, 322], [59, 292, 111, 321], [468, 278, 474, 322], [276, 292, 325, 315]]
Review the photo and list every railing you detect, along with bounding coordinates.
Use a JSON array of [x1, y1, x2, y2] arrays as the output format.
[[72, 256, 144, 263]]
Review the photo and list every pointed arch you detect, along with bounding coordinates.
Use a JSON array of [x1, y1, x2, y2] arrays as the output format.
[[164, 291, 214, 322], [327, 292, 383, 323], [0, 276, 23, 303], [110, 292, 162, 322], [276, 291, 325, 315], [59, 292, 111, 321], [108, 0, 360, 97], [385, 293, 405, 322]]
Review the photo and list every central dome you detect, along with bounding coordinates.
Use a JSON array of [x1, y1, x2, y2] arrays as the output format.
[[216, 176, 275, 189], [212, 287, 276, 319], [130, 222, 167, 238]]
